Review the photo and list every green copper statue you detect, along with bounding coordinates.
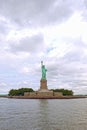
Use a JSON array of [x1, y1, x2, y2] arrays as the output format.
[[41, 61, 47, 80]]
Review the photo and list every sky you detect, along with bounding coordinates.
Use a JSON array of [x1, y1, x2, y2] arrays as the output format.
[[0, 0, 87, 95]]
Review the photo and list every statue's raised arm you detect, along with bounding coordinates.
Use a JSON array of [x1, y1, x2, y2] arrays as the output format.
[[41, 61, 47, 80]]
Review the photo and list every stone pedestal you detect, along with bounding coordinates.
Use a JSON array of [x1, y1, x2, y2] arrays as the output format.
[[40, 79, 48, 90]]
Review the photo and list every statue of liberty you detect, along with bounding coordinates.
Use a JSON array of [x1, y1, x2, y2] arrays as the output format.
[[41, 61, 47, 80]]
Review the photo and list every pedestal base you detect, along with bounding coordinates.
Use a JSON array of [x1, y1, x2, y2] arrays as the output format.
[[40, 79, 48, 90]]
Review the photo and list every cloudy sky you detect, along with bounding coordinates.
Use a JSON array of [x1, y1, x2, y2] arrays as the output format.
[[0, 0, 87, 95]]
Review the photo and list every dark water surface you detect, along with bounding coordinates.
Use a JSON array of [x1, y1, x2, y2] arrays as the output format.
[[0, 98, 87, 130]]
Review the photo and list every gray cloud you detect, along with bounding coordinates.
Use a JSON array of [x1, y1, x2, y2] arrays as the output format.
[[61, 38, 87, 63], [0, 16, 11, 35], [0, 0, 85, 27], [9, 33, 45, 53], [0, 21, 8, 34], [81, 0, 87, 20]]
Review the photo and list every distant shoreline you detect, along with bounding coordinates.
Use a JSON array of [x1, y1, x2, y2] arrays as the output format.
[[7, 95, 87, 99]]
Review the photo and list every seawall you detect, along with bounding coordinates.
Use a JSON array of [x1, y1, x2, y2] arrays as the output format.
[[8, 96, 87, 99]]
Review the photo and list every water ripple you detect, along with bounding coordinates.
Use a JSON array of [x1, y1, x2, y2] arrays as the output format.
[[0, 98, 87, 130]]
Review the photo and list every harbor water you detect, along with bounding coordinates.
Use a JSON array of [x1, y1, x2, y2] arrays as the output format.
[[0, 98, 87, 130]]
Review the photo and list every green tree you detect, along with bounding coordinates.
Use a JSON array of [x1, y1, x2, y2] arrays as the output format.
[[50, 88, 73, 96], [8, 88, 34, 96]]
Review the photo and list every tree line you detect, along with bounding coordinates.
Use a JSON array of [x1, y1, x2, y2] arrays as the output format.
[[50, 88, 73, 96], [8, 88, 34, 96], [8, 88, 73, 96]]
